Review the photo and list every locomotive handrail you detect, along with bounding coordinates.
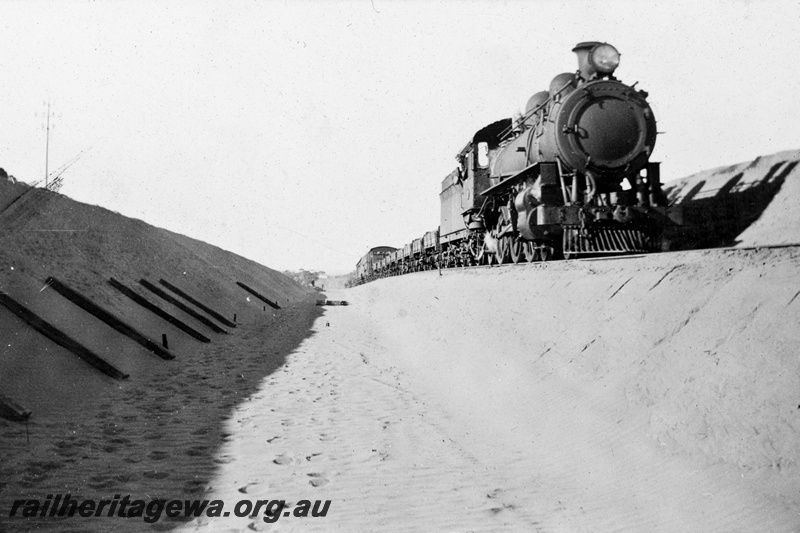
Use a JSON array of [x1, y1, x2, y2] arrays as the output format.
[[497, 78, 575, 142]]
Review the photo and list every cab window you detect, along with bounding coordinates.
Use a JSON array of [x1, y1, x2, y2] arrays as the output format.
[[477, 142, 489, 168]]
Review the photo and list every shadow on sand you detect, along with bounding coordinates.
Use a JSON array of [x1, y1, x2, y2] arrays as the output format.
[[664, 159, 799, 249], [0, 300, 323, 532]]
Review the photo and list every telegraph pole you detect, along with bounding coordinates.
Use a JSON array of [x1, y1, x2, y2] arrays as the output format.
[[41, 100, 57, 189], [45, 101, 50, 188]]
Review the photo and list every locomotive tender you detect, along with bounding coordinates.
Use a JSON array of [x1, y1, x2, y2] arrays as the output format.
[[357, 42, 681, 283]]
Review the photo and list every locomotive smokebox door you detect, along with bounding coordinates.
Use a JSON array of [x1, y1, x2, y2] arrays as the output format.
[[555, 82, 656, 179]]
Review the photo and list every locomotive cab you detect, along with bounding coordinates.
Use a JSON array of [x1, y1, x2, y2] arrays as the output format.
[[439, 119, 511, 246]]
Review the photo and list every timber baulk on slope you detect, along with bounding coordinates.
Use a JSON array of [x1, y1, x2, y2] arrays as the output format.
[[357, 42, 682, 284]]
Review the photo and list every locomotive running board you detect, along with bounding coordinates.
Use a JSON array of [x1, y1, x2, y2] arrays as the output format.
[[481, 162, 541, 197]]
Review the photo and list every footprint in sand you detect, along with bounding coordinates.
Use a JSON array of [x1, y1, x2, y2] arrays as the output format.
[[487, 488, 504, 499], [273, 453, 294, 465], [305, 453, 322, 462], [148, 450, 170, 460], [485, 489, 516, 515], [87, 475, 114, 489], [185, 446, 207, 457], [142, 470, 170, 480], [183, 479, 207, 494], [307, 473, 329, 487], [52, 442, 79, 458]]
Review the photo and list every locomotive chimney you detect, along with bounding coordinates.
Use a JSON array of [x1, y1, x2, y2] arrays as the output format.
[[573, 41, 620, 81], [573, 41, 599, 80]]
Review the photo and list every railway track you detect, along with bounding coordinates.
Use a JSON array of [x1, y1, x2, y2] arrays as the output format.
[[361, 243, 800, 283]]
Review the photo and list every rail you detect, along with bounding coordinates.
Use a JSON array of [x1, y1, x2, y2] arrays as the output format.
[[354, 243, 800, 284]]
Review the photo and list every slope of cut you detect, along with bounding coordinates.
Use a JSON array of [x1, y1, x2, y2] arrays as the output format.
[[0, 179, 309, 322], [0, 304, 115, 418], [0, 179, 314, 417], [334, 249, 800, 530], [664, 149, 800, 248], [0, 178, 320, 533]]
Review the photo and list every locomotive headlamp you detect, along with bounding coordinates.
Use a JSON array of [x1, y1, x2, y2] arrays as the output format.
[[590, 43, 620, 74]]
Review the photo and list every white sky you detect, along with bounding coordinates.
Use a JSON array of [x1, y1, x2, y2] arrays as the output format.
[[2, 0, 798, 274]]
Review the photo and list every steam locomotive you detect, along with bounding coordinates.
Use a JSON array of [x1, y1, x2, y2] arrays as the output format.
[[357, 42, 681, 283]]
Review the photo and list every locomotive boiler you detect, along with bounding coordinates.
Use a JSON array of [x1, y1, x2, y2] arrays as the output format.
[[358, 42, 681, 282]]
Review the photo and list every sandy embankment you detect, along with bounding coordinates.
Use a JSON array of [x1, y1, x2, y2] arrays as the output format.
[[0, 177, 312, 419], [0, 178, 318, 532], [664, 149, 800, 248], [182, 245, 800, 532]]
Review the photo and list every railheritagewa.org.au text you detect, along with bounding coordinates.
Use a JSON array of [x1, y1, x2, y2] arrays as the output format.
[[7, 494, 331, 524]]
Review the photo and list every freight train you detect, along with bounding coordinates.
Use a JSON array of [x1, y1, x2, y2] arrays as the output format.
[[356, 42, 681, 284]]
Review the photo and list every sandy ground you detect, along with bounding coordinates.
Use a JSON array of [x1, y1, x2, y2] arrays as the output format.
[[0, 303, 321, 533], [179, 246, 800, 532], [4, 152, 800, 532], [0, 179, 317, 532]]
